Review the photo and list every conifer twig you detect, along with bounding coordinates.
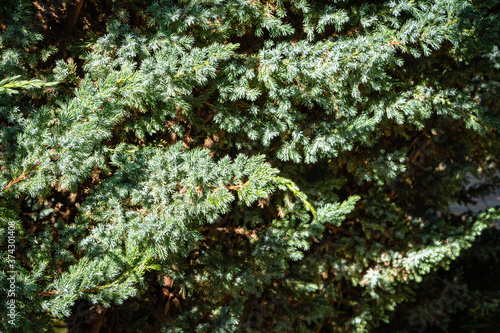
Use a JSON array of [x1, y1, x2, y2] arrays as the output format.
[[3, 162, 42, 191], [37, 261, 149, 297]]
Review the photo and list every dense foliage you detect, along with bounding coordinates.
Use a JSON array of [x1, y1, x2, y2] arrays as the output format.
[[1, 0, 499, 332]]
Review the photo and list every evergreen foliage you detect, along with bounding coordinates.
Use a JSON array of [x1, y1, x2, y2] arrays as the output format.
[[1, 0, 499, 332]]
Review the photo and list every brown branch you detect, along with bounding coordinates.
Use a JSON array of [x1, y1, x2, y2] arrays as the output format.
[[3, 161, 42, 191], [389, 40, 403, 46], [212, 181, 250, 193], [61, 0, 86, 41], [37, 290, 60, 296], [59, 0, 87, 58], [226, 181, 250, 191]]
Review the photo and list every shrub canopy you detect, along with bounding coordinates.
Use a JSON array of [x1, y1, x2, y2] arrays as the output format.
[[1, 0, 499, 332]]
